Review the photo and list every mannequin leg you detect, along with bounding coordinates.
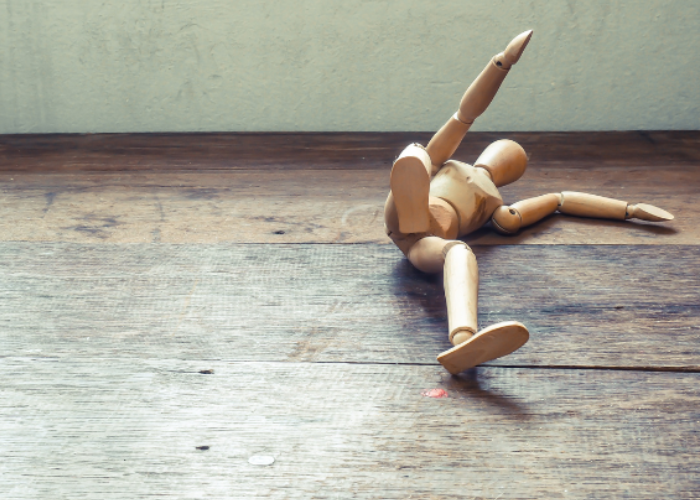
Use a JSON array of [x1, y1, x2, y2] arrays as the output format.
[[442, 242, 479, 344], [406, 237, 529, 375], [390, 144, 433, 234], [437, 242, 529, 375]]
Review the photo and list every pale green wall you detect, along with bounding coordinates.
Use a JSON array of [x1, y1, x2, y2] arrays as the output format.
[[1, 0, 698, 133]]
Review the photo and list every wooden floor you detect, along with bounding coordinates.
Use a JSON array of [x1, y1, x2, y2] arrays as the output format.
[[1, 132, 699, 499]]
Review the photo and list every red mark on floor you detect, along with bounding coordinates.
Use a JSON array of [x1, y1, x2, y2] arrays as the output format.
[[421, 388, 449, 398]]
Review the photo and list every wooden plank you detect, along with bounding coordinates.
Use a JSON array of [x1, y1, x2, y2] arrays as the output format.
[[1, 358, 698, 499], [1, 243, 698, 370], [2, 132, 696, 500], [0, 165, 696, 245], [1, 132, 699, 172]]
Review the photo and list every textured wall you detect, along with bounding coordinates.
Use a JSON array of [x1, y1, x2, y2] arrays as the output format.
[[1, 0, 698, 133]]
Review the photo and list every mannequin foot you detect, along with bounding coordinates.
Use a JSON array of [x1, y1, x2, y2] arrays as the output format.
[[437, 321, 529, 375], [390, 153, 431, 234]]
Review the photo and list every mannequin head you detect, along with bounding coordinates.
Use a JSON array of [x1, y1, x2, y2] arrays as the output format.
[[474, 139, 528, 187]]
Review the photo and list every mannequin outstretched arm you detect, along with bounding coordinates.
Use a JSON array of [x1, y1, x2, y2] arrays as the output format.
[[425, 30, 533, 170], [491, 191, 675, 234]]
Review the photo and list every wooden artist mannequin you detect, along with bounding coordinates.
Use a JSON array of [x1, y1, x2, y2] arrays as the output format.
[[384, 30, 675, 375]]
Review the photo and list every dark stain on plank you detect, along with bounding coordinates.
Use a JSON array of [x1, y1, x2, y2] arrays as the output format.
[[43, 192, 57, 214]]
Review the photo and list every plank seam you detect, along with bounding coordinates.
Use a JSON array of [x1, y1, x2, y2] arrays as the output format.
[[3, 357, 698, 374]]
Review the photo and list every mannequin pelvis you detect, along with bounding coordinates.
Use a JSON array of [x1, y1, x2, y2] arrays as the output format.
[[385, 159, 502, 252], [385, 139, 526, 255], [429, 160, 503, 235]]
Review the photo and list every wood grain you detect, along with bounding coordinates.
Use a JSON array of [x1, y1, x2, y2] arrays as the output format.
[[2, 132, 699, 172], [0, 165, 696, 244], [1, 358, 698, 499], [1, 243, 697, 370], [1, 132, 698, 499]]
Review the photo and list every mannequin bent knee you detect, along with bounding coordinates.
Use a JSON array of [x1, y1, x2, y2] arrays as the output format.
[[405, 236, 466, 275]]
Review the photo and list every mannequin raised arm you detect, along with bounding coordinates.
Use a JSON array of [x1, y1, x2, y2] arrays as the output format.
[[425, 30, 533, 170], [491, 192, 675, 234]]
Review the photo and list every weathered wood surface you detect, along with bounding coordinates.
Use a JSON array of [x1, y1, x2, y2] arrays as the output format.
[[1, 132, 699, 499], [2, 132, 700, 171], [1, 358, 698, 499], [0, 165, 695, 244], [1, 243, 697, 370]]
